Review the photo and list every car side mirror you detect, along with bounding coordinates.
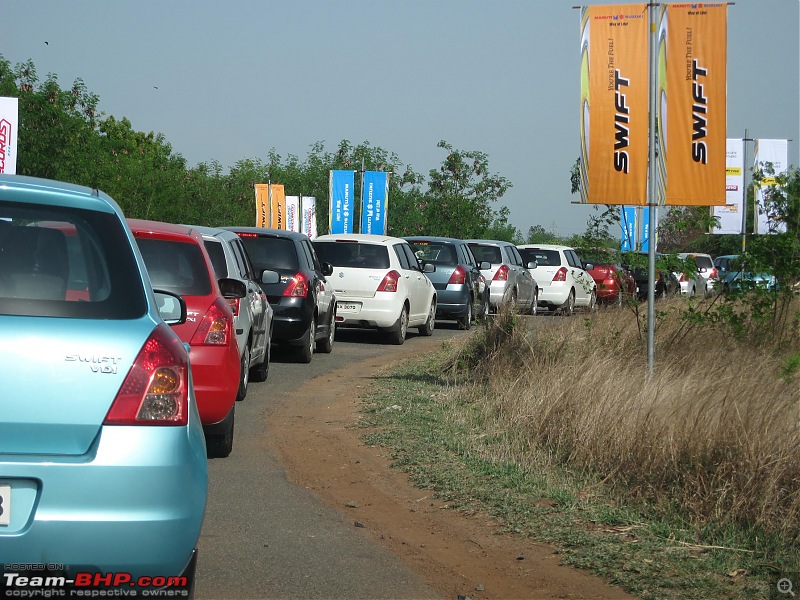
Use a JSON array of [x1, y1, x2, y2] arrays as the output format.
[[218, 277, 247, 299], [583, 262, 594, 271], [260, 269, 280, 285], [321, 262, 333, 276], [154, 290, 187, 325], [423, 262, 436, 273], [478, 261, 491, 270], [527, 261, 537, 269]]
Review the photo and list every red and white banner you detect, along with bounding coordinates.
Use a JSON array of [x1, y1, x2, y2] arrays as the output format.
[[712, 138, 744, 234], [301, 196, 317, 239], [0, 97, 19, 174], [285, 195, 300, 233]]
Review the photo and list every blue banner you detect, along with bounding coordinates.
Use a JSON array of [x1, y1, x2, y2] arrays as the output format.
[[621, 207, 636, 252], [329, 170, 354, 234], [360, 171, 388, 235], [641, 207, 650, 252]]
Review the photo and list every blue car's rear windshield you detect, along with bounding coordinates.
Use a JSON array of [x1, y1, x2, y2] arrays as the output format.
[[0, 202, 147, 319]]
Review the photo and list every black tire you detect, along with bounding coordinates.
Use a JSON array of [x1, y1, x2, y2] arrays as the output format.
[[387, 305, 408, 345], [317, 312, 335, 354], [530, 288, 539, 315], [477, 295, 489, 322], [249, 337, 270, 383], [235, 344, 250, 401], [418, 300, 436, 336], [207, 417, 234, 459], [457, 300, 473, 330], [587, 289, 597, 312], [297, 318, 315, 363], [562, 289, 576, 316]]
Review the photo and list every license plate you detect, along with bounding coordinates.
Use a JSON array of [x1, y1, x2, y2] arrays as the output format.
[[338, 302, 361, 312], [0, 483, 10, 526]]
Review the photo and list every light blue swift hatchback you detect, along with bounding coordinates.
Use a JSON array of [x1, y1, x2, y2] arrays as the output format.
[[0, 175, 207, 588]]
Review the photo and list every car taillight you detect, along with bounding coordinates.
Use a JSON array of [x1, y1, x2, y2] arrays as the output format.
[[104, 324, 189, 426], [227, 297, 240, 316], [710, 267, 718, 278], [191, 297, 233, 346], [553, 267, 567, 282], [448, 266, 467, 285], [493, 265, 509, 281], [283, 271, 309, 297], [377, 270, 400, 292], [678, 273, 686, 282]]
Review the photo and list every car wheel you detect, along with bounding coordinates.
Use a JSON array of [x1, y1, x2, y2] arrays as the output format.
[[562, 289, 576, 316], [316, 313, 335, 354], [297, 318, 315, 363], [510, 288, 518, 311], [250, 337, 270, 382], [457, 300, 472, 330], [235, 343, 250, 401], [207, 417, 234, 459], [616, 288, 624, 307], [387, 305, 408, 345], [587, 289, 597, 312], [530, 287, 539, 315], [418, 300, 436, 336]]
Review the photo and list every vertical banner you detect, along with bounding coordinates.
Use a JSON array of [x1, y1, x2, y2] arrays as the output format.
[[579, 4, 649, 205], [269, 184, 286, 230], [254, 183, 270, 228], [640, 206, 652, 251], [713, 138, 744, 234], [301, 196, 318, 239], [329, 170, 354, 235], [285, 195, 300, 233], [360, 171, 389, 235], [658, 3, 727, 206], [754, 138, 788, 234], [0, 97, 19, 174], [621, 206, 636, 251]]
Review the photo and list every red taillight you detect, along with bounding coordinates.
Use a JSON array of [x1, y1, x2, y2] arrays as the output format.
[[678, 273, 686, 282], [553, 267, 568, 282], [377, 270, 401, 292], [493, 265, 509, 281], [191, 298, 234, 346], [227, 297, 240, 316], [710, 267, 718, 278], [283, 271, 310, 297], [104, 324, 189, 426], [448, 266, 467, 285]]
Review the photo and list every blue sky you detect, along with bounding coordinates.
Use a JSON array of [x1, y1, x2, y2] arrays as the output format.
[[3, 0, 798, 237]]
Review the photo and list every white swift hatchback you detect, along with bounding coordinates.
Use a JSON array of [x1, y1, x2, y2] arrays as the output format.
[[313, 234, 437, 345], [517, 244, 597, 315]]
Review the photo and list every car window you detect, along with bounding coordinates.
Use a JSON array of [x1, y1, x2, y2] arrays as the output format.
[[400, 243, 421, 271], [520, 248, 560, 266], [303, 240, 323, 272], [238, 235, 299, 271], [468, 243, 501, 264], [203, 239, 229, 278], [231, 239, 254, 279], [694, 255, 714, 270], [314, 241, 390, 269], [566, 250, 582, 268], [136, 238, 213, 296], [0, 205, 146, 319], [393, 243, 412, 270], [407, 241, 457, 266]]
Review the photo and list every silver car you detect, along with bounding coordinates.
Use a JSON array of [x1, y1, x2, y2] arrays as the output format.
[[192, 226, 273, 400], [466, 239, 538, 314]]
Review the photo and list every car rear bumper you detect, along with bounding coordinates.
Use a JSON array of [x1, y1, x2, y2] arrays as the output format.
[[269, 297, 314, 343], [334, 293, 404, 329], [537, 282, 571, 307], [435, 286, 471, 317], [487, 281, 510, 308], [0, 424, 207, 579], [189, 345, 239, 424]]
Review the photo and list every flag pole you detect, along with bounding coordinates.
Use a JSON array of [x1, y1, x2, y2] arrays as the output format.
[[646, 3, 658, 377]]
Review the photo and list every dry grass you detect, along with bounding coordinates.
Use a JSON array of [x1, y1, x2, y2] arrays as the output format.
[[450, 297, 800, 542]]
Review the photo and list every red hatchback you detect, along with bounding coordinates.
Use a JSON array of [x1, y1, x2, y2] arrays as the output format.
[[128, 219, 245, 458], [577, 248, 636, 305]]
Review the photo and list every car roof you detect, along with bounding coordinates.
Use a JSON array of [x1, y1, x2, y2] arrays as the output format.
[[404, 236, 464, 244], [221, 226, 310, 241], [315, 233, 405, 245], [517, 244, 574, 251], [127, 218, 204, 243], [187, 224, 240, 242], [465, 239, 514, 246], [0, 173, 120, 213]]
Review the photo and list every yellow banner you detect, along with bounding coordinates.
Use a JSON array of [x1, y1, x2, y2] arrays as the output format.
[[255, 184, 270, 228], [581, 4, 649, 205], [661, 3, 727, 206], [269, 184, 286, 230]]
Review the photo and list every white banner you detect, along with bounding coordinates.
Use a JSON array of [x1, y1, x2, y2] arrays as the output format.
[[301, 196, 317, 240], [285, 195, 300, 233], [713, 139, 745, 234], [754, 139, 788, 234], [0, 97, 19, 174]]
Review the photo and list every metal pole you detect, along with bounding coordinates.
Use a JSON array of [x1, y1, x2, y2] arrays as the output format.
[[741, 129, 749, 252], [646, 3, 658, 377]]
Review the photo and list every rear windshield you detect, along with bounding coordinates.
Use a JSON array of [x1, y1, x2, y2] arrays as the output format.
[[136, 238, 212, 296], [0, 202, 146, 319], [519, 248, 560, 267], [694, 255, 714, 269], [203, 239, 229, 278], [238, 235, 299, 272], [406, 241, 457, 266], [468, 244, 502, 264], [314, 241, 390, 269]]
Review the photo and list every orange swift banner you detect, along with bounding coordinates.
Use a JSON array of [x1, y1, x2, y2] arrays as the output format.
[[255, 184, 270, 227], [658, 3, 727, 206], [269, 184, 286, 230], [580, 4, 649, 205]]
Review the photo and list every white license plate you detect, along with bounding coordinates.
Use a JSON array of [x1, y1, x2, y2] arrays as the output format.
[[338, 302, 361, 312], [0, 483, 10, 526]]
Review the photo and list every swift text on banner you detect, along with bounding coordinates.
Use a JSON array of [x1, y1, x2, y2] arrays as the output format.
[[255, 183, 270, 228], [360, 171, 388, 235], [329, 170, 355, 235], [269, 184, 286, 230]]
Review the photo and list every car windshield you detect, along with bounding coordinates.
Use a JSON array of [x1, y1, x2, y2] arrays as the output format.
[[468, 244, 502, 264], [136, 238, 212, 296], [406, 241, 457, 266], [314, 241, 390, 269], [519, 248, 559, 266], [238, 235, 299, 271], [0, 203, 146, 319]]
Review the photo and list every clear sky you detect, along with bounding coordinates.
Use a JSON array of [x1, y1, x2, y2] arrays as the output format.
[[3, 0, 798, 237]]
